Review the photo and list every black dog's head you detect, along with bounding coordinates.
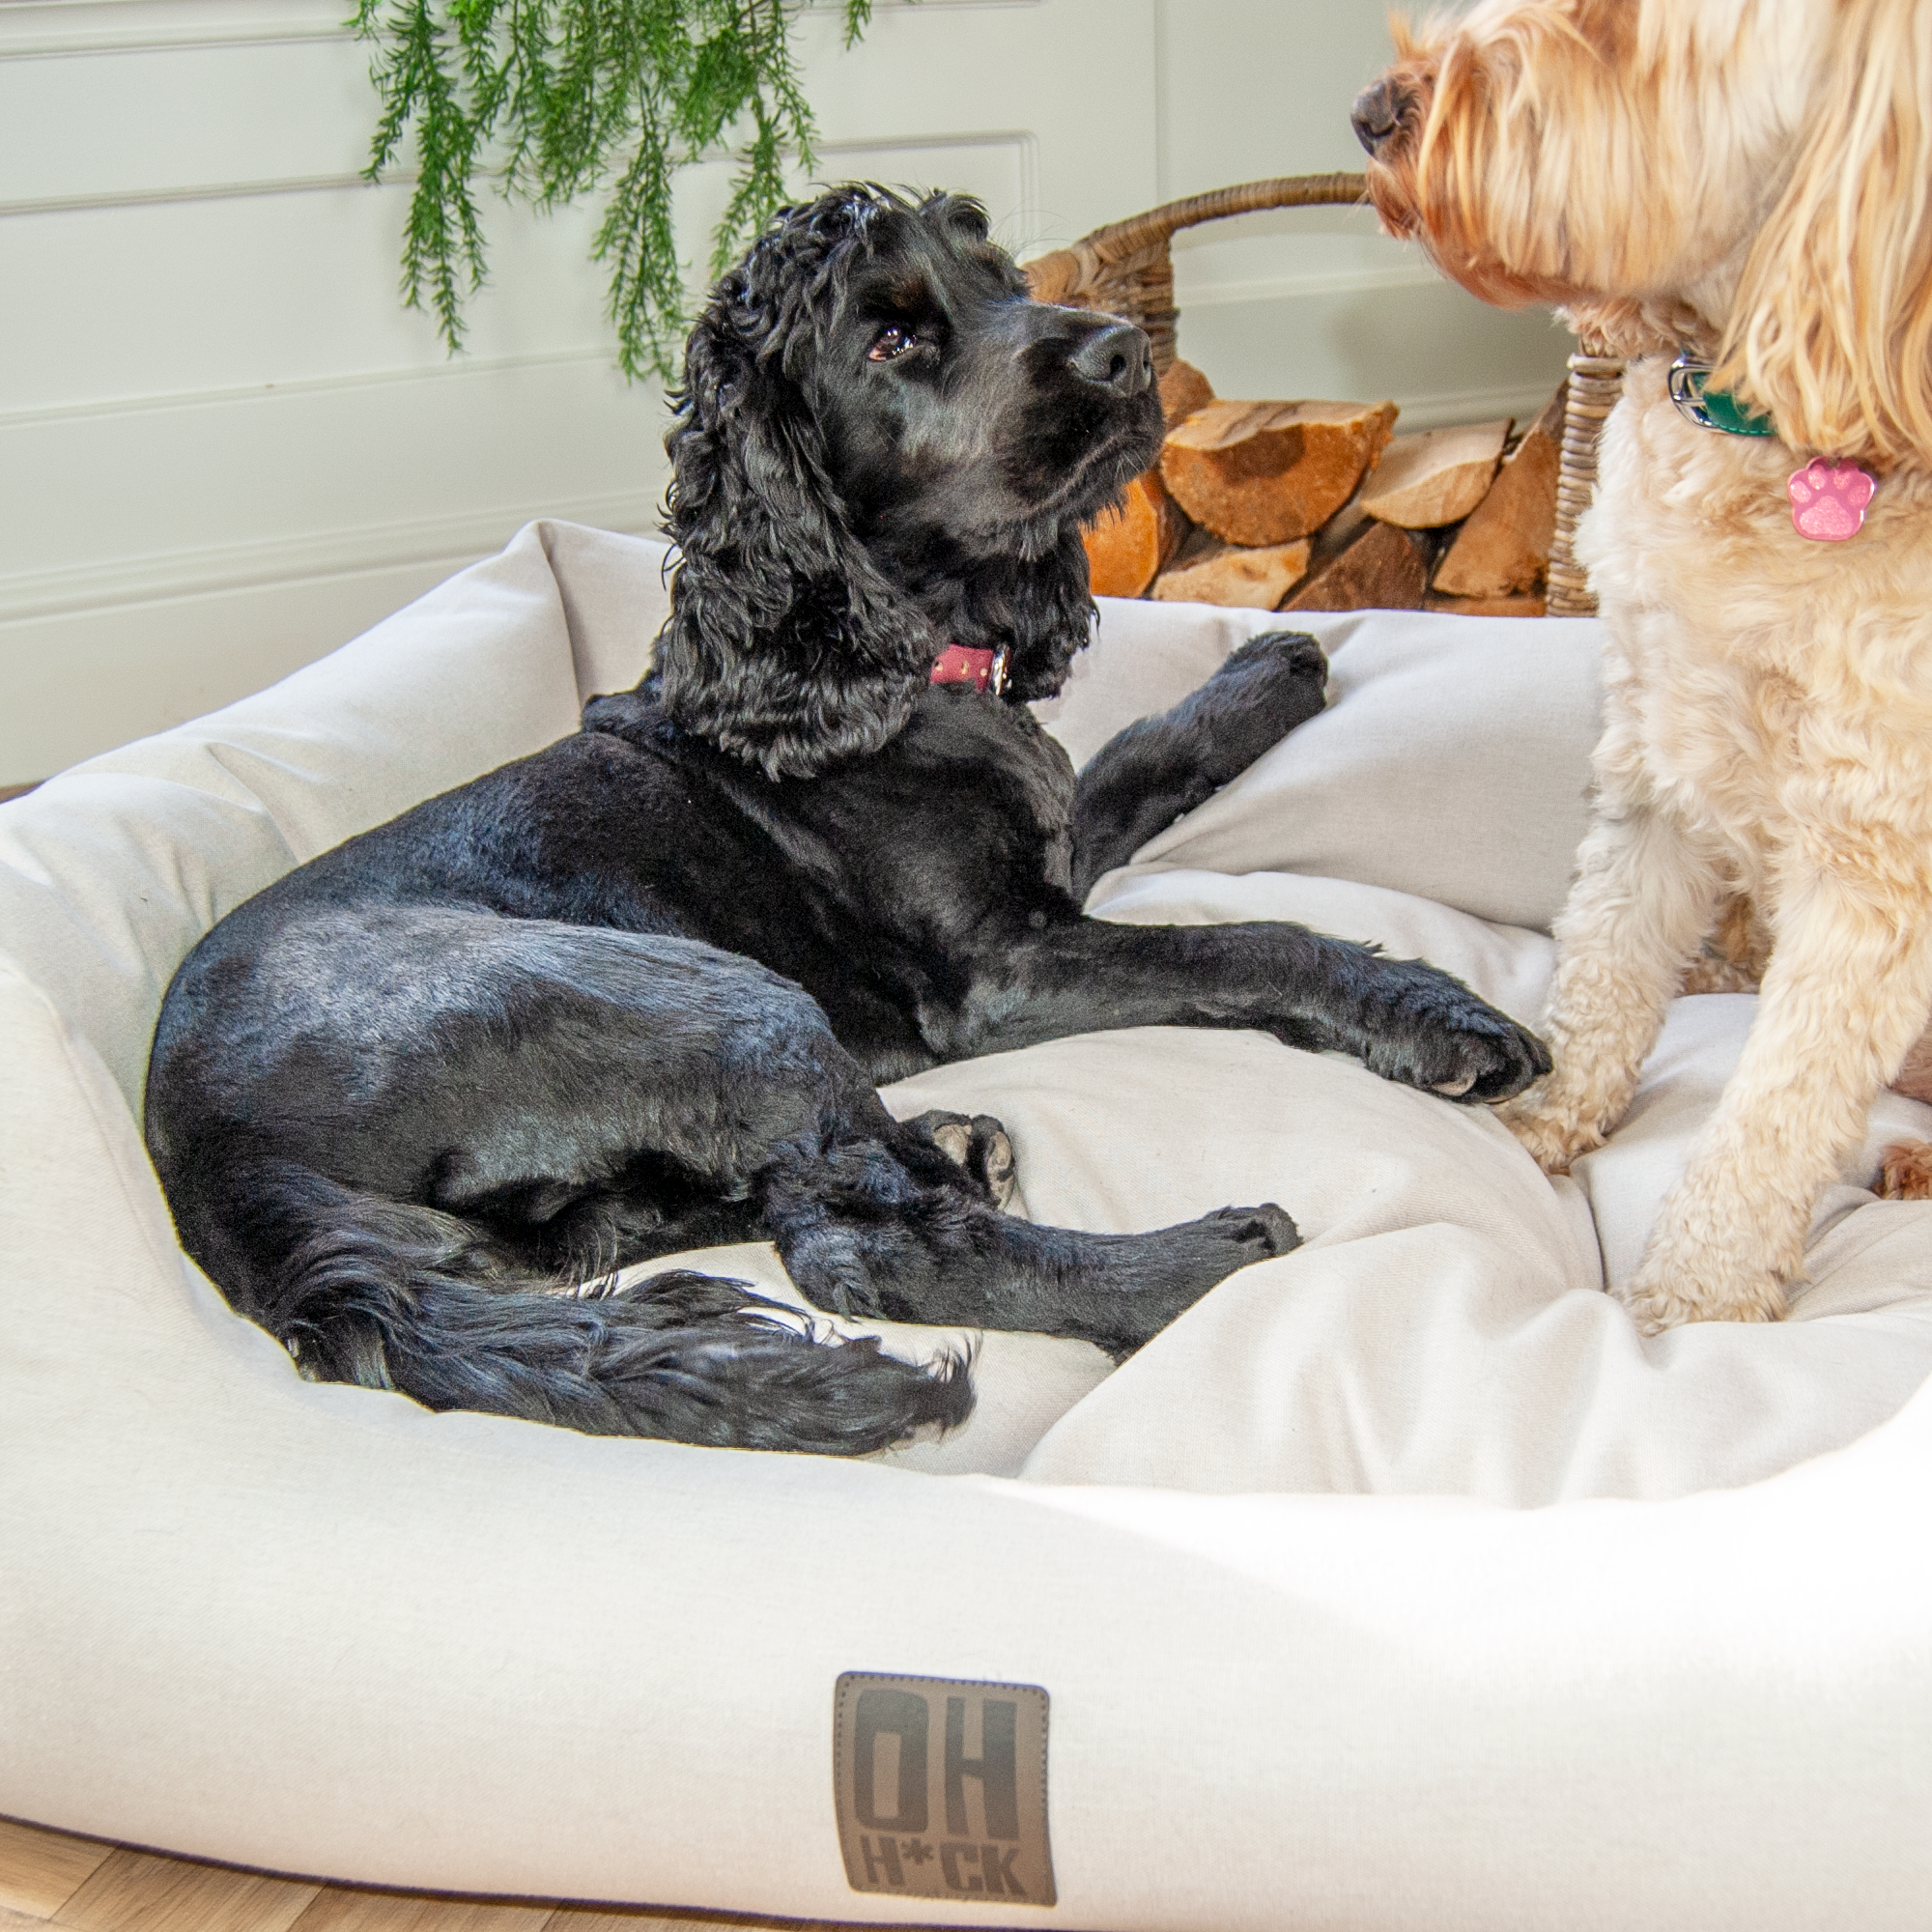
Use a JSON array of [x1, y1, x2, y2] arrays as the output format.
[[650, 185, 1163, 778]]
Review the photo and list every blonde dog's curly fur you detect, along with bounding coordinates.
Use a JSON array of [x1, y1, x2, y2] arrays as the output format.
[[1358, 0, 1932, 1331]]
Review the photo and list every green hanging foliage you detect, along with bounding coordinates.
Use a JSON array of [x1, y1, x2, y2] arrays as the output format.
[[354, 0, 884, 382]]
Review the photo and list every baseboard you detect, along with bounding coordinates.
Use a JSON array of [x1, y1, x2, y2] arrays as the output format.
[[0, 514, 659, 784]]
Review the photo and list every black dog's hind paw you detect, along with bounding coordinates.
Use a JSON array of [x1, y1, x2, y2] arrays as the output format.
[[1184, 631, 1330, 787], [907, 1109, 1017, 1208], [1196, 1201, 1302, 1259], [1099, 1200, 1301, 1358], [1363, 963, 1551, 1104]]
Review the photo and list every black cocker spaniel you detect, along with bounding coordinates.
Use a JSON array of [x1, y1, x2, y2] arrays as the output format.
[[145, 185, 1548, 1455]]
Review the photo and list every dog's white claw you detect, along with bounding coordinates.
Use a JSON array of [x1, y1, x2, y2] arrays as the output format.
[[981, 1128, 1017, 1210], [1432, 1071, 1479, 1096]]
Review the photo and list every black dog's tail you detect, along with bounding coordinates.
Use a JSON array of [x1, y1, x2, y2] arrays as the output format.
[[223, 1167, 974, 1455]]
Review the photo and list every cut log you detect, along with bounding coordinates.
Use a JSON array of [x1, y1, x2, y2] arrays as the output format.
[[1281, 518, 1428, 612], [1424, 590, 1548, 617], [1158, 357, 1215, 428], [1152, 537, 1312, 610], [1160, 398, 1398, 547], [1084, 469, 1187, 598], [1432, 388, 1564, 596], [1359, 418, 1512, 528], [1304, 485, 1374, 572]]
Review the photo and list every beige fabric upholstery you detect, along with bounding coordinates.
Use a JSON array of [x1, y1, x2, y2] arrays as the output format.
[[3, 523, 1929, 1926], [1037, 598, 1605, 930]]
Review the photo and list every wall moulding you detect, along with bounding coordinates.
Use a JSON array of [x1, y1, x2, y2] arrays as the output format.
[[0, 0, 1037, 62], [0, 171, 384, 220], [0, 344, 626, 434], [0, 0, 353, 58], [0, 488, 659, 625]]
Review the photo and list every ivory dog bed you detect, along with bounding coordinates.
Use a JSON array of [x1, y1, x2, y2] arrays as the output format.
[[3, 521, 1929, 1928]]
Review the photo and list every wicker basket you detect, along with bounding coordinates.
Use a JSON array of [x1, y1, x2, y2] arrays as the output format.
[[1022, 176, 1622, 616], [1547, 349, 1624, 616]]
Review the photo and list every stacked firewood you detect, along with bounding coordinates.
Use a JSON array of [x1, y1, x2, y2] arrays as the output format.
[[1085, 360, 1562, 616]]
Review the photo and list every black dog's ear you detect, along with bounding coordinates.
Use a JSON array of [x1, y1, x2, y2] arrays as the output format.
[[647, 223, 936, 780]]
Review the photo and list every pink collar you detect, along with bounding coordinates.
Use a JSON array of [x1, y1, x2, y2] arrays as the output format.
[[929, 643, 1009, 695]]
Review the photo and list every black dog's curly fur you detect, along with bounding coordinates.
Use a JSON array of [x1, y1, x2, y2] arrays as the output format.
[[144, 185, 1549, 1456]]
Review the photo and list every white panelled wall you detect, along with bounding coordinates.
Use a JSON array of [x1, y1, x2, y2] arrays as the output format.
[[0, 0, 1572, 782]]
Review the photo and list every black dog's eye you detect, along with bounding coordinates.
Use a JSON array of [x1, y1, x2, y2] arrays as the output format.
[[868, 325, 918, 362]]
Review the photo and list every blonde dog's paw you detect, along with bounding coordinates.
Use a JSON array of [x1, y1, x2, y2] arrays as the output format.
[[1492, 1085, 1605, 1176], [1616, 1252, 1789, 1334], [1876, 1139, 1932, 1200]]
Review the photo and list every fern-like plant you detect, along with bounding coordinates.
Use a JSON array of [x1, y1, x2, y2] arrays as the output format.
[[355, 0, 885, 381]]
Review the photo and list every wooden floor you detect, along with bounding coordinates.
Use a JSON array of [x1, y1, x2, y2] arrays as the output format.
[[0, 1813, 849, 1932]]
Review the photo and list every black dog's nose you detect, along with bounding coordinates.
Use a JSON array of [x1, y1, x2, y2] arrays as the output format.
[[1351, 76, 1407, 154], [1069, 321, 1152, 396]]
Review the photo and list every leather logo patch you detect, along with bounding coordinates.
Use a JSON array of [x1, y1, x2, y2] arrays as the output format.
[[834, 1673, 1054, 1906]]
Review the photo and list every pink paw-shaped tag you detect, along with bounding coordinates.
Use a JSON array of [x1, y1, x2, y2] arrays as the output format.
[[1787, 459, 1875, 540]]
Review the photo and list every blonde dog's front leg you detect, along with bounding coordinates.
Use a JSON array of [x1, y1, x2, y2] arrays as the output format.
[[1499, 784, 1728, 1173], [1623, 857, 1932, 1330]]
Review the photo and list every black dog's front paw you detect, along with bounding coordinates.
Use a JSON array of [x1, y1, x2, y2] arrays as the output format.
[[1070, 631, 1329, 900], [1186, 631, 1329, 787], [1363, 962, 1551, 1103]]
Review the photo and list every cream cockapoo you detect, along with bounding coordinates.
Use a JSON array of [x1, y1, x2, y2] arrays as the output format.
[[1354, 0, 1932, 1331]]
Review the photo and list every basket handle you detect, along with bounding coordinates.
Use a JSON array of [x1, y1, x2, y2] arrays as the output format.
[[1024, 173, 1368, 307]]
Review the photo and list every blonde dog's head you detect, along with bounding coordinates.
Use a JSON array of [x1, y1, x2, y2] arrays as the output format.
[[1354, 0, 1932, 467]]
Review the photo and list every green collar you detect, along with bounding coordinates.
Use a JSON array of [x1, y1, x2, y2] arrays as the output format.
[[1667, 354, 1776, 437], [1666, 355, 1878, 541]]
